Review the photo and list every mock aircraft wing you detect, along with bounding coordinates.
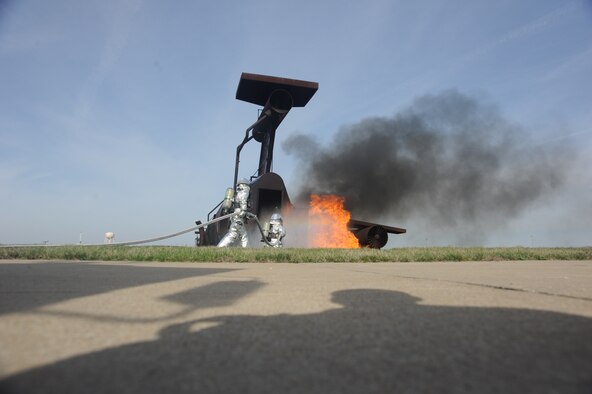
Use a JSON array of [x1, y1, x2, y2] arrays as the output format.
[[349, 219, 406, 234], [347, 219, 406, 249]]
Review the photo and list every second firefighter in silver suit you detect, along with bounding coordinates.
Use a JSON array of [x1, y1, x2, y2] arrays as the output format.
[[263, 213, 286, 248]]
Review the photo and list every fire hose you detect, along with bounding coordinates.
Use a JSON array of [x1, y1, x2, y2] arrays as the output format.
[[101, 212, 238, 246], [108, 212, 273, 246], [245, 212, 275, 247], [104, 210, 275, 247], [0, 211, 275, 247], [100, 211, 275, 247]]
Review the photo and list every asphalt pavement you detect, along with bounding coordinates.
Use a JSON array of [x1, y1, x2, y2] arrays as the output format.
[[0, 260, 591, 393]]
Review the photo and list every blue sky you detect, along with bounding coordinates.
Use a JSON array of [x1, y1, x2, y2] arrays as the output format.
[[1, 0, 591, 246]]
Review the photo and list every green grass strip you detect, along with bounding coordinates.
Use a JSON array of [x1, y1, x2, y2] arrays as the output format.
[[0, 246, 590, 263]]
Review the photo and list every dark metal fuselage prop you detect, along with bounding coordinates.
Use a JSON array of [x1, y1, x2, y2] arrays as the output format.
[[196, 73, 406, 248]]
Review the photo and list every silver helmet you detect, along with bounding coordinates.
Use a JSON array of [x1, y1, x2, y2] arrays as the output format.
[[270, 213, 283, 222]]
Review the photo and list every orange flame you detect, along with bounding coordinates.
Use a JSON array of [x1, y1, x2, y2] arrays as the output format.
[[308, 194, 360, 248]]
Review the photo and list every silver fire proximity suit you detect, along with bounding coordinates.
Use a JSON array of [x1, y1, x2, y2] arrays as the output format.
[[264, 213, 286, 248], [217, 180, 250, 248]]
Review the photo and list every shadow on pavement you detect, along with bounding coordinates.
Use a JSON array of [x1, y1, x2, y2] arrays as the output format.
[[2, 289, 591, 393], [162, 280, 265, 310], [34, 280, 266, 324], [0, 262, 239, 315]]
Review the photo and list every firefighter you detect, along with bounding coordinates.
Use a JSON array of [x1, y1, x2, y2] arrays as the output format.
[[217, 178, 250, 248], [264, 213, 286, 248]]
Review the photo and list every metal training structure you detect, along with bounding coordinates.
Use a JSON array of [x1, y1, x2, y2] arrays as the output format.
[[196, 72, 406, 249]]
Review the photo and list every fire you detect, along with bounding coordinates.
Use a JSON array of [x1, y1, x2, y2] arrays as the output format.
[[308, 194, 360, 248]]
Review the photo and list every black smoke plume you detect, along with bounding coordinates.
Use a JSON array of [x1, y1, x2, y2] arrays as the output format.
[[282, 90, 571, 242]]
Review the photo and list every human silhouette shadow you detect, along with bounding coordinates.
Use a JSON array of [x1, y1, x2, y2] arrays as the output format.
[[2, 289, 591, 393]]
